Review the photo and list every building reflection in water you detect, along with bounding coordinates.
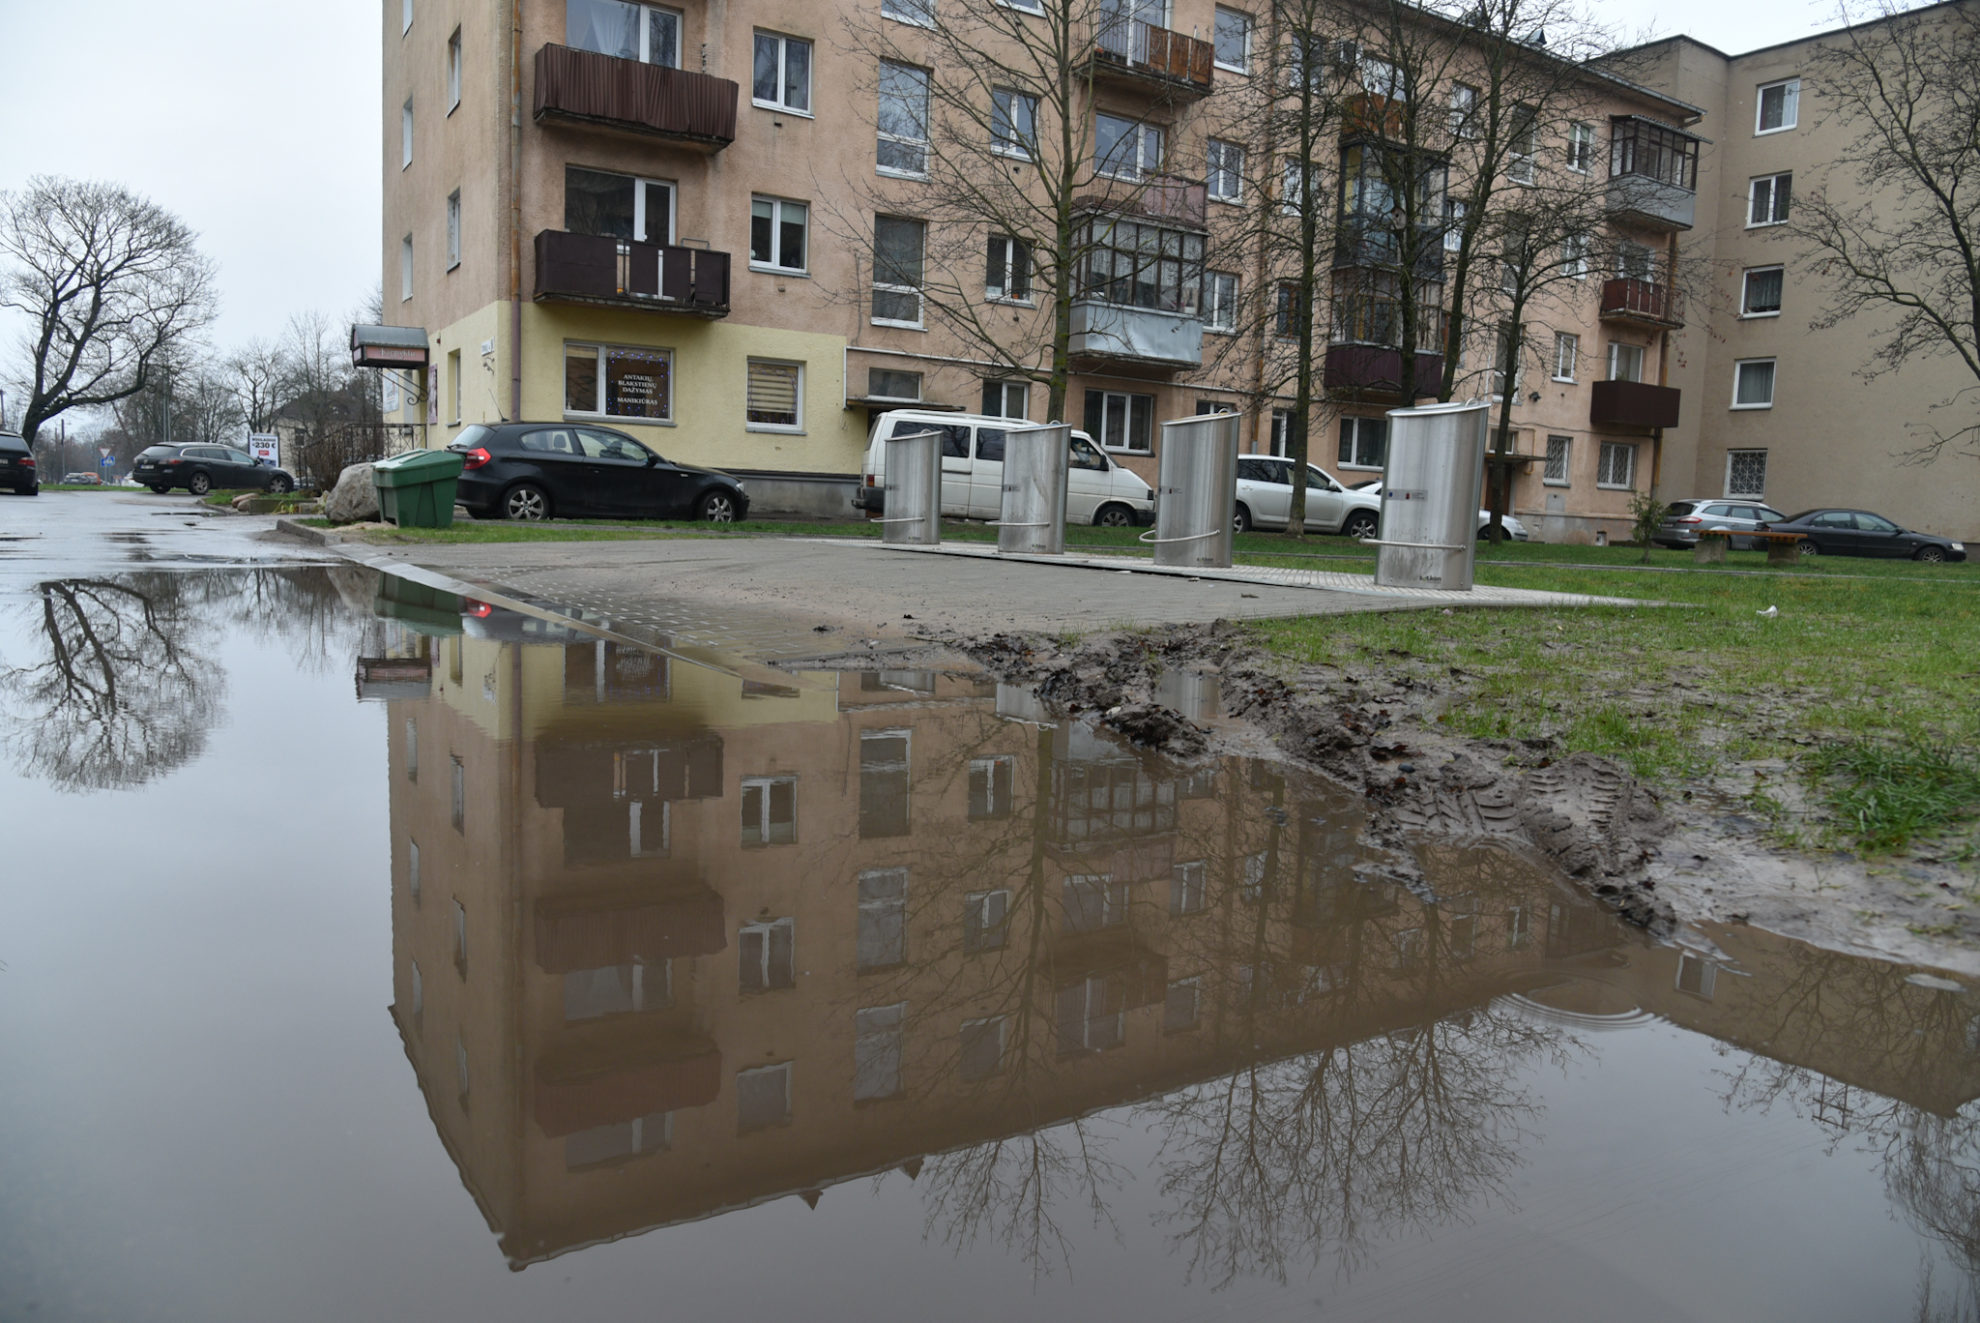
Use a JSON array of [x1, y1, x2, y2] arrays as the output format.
[[369, 592, 1980, 1287]]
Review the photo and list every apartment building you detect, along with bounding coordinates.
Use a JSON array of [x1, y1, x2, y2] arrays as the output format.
[[380, 0, 1704, 533], [1614, 7, 1980, 541]]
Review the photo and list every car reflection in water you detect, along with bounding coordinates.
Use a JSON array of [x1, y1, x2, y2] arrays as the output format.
[[366, 587, 1980, 1294]]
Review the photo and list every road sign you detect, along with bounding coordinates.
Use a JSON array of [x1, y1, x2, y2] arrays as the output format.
[[249, 433, 280, 466], [100, 454, 115, 469]]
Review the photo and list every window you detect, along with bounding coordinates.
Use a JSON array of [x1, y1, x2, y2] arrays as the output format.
[[1727, 448, 1768, 498], [400, 235, 413, 301], [739, 918, 796, 992], [1280, 156, 1311, 215], [565, 165, 674, 244], [1607, 341, 1644, 383], [1553, 331, 1578, 381], [1205, 270, 1238, 332], [867, 367, 921, 401], [565, 1113, 670, 1169], [857, 868, 907, 969], [402, 97, 414, 168], [1544, 434, 1571, 485], [872, 215, 925, 326], [408, 839, 421, 904], [1164, 977, 1201, 1033], [1095, 113, 1162, 180], [860, 729, 911, 837], [1507, 905, 1531, 950], [1213, 6, 1251, 72], [1749, 173, 1791, 226], [1597, 440, 1637, 489], [1493, 323, 1522, 396], [1207, 138, 1244, 202], [981, 379, 1028, 418], [564, 959, 670, 1020], [1083, 389, 1154, 452], [741, 775, 797, 844], [445, 191, 461, 270], [1615, 241, 1654, 281], [1269, 408, 1295, 456], [1443, 196, 1466, 253], [1449, 83, 1477, 138], [565, 343, 673, 421], [1742, 265, 1783, 316], [450, 756, 464, 830], [960, 1016, 1007, 1081], [1756, 77, 1800, 134], [448, 348, 462, 424], [568, 0, 681, 66], [963, 889, 1010, 953], [1507, 104, 1537, 184], [1676, 952, 1718, 999], [629, 799, 668, 857], [1073, 216, 1202, 315], [854, 1004, 906, 1101], [1733, 358, 1776, 408], [1566, 121, 1594, 172], [749, 196, 807, 273], [453, 899, 468, 974], [1562, 233, 1588, 279], [877, 61, 931, 176], [969, 756, 1014, 819], [1170, 859, 1206, 915], [737, 1062, 792, 1131], [883, 0, 934, 24], [1358, 53, 1404, 100], [1274, 281, 1305, 338], [991, 88, 1038, 160], [986, 234, 1031, 301], [447, 27, 462, 110], [1056, 976, 1124, 1054], [746, 359, 803, 430], [751, 32, 811, 113], [1338, 415, 1387, 468]]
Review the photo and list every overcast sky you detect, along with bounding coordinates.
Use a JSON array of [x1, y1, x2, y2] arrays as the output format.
[[0, 0, 1849, 361]]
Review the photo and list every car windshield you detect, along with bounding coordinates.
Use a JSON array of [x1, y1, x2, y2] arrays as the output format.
[[1666, 501, 1699, 515], [138, 446, 177, 459]]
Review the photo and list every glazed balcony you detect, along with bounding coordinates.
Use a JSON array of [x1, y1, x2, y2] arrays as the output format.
[[1323, 344, 1444, 400], [1606, 116, 1698, 231], [1086, 18, 1214, 98], [533, 44, 738, 149], [1599, 277, 1683, 329], [534, 231, 731, 318], [1069, 300, 1204, 368], [1073, 172, 1208, 231], [1590, 379, 1682, 430]]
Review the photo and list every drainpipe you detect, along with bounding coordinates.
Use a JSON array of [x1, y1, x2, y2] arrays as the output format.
[[1651, 229, 1679, 492], [509, 0, 524, 421]]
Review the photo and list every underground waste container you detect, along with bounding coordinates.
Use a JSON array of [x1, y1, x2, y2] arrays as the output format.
[[371, 448, 466, 529]]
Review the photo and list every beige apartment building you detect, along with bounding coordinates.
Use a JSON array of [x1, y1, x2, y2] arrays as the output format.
[[381, 0, 1709, 535]]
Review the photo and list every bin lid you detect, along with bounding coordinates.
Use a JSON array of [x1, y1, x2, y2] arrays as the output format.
[[371, 448, 466, 482]]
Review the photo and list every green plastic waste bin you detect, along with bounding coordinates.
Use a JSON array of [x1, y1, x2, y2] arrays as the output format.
[[372, 448, 466, 529]]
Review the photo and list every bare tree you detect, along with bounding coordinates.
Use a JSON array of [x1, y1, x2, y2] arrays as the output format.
[[0, 176, 216, 446], [1791, 0, 1980, 459], [226, 337, 287, 435]]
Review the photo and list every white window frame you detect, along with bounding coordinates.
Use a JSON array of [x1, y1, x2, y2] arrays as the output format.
[[985, 233, 1031, 303], [1543, 434, 1571, 486], [997, 0, 1044, 12], [867, 367, 923, 402], [1338, 415, 1386, 470], [751, 31, 813, 115], [1443, 196, 1466, 253], [738, 918, 796, 989], [1095, 113, 1163, 181], [1566, 121, 1594, 172], [447, 28, 462, 112], [882, 0, 935, 27], [400, 234, 414, 301], [1755, 77, 1800, 135], [960, 1015, 1008, 1079], [982, 379, 1028, 418], [991, 87, 1039, 161], [446, 190, 461, 270], [1089, 388, 1153, 453], [872, 215, 926, 328], [736, 1061, 792, 1130], [876, 60, 931, 178], [853, 1002, 908, 1101], [1280, 156, 1310, 216], [745, 359, 805, 432], [1562, 233, 1589, 280], [1207, 138, 1244, 203], [963, 889, 1011, 952], [1597, 440, 1637, 490], [564, 341, 676, 423], [1726, 448, 1768, 499], [1213, 6, 1251, 72], [1732, 357, 1776, 410], [741, 774, 799, 841], [749, 195, 808, 273], [1171, 859, 1207, 915], [402, 97, 414, 169], [1741, 265, 1783, 318], [1607, 340, 1645, 384], [1552, 331, 1578, 382], [1204, 270, 1238, 332], [1507, 105, 1538, 184], [1449, 83, 1478, 139], [1748, 172, 1791, 227]]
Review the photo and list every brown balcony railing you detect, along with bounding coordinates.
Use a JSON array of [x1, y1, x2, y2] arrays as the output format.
[[1323, 345, 1444, 400], [1590, 380, 1681, 429], [533, 44, 738, 147], [1074, 172, 1208, 230], [534, 231, 731, 316], [1091, 18, 1214, 92], [1600, 277, 1682, 327]]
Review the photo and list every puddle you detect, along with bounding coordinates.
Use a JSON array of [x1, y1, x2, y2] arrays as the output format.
[[4, 567, 1980, 1321]]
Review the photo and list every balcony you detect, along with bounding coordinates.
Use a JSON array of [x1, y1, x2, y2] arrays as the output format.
[[1069, 300, 1203, 368], [1590, 379, 1681, 430], [534, 230, 731, 317], [1073, 172, 1208, 231], [533, 44, 738, 149], [1323, 344, 1444, 400], [1341, 93, 1405, 140], [1599, 277, 1683, 329], [1606, 116, 1698, 231], [1086, 19, 1214, 99]]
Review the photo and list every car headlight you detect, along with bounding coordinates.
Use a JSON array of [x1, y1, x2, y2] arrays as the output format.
[[1954, 542, 1966, 552]]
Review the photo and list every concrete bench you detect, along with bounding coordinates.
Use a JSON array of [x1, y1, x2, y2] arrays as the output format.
[[1695, 529, 1805, 565]]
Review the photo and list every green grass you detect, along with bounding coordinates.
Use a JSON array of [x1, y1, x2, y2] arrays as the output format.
[[1804, 740, 1980, 855]]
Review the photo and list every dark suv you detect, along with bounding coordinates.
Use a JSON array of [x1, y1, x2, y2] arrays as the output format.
[[132, 444, 295, 496], [1, 432, 37, 495], [449, 422, 749, 522]]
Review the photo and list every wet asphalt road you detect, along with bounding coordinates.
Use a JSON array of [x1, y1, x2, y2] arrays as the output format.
[[0, 488, 336, 581]]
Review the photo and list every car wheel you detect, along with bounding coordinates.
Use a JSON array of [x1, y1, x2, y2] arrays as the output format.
[[696, 490, 738, 523], [1232, 504, 1253, 534], [1342, 510, 1379, 540], [186, 471, 212, 496], [148, 483, 170, 494], [1914, 545, 1948, 564], [1797, 538, 1820, 557], [24, 484, 39, 497], [1094, 502, 1134, 528], [502, 483, 550, 521], [268, 474, 293, 495]]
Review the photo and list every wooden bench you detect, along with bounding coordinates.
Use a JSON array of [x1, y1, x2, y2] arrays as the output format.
[[1695, 528, 1805, 565]]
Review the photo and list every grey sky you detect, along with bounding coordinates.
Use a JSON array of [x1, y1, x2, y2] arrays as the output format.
[[0, 0, 1848, 363]]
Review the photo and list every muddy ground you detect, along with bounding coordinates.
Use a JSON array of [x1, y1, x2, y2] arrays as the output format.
[[934, 621, 1980, 978]]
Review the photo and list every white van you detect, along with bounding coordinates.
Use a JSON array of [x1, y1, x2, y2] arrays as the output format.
[[851, 410, 1156, 527]]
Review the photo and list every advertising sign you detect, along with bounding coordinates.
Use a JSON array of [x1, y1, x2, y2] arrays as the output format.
[[249, 433, 281, 466]]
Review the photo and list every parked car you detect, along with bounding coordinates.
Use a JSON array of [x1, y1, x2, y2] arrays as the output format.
[[449, 422, 750, 522], [1, 432, 38, 495], [1235, 456, 1380, 536], [1756, 508, 1967, 562], [1342, 476, 1531, 541], [853, 410, 1155, 527], [132, 443, 295, 495], [1655, 498, 1787, 551], [62, 472, 103, 486]]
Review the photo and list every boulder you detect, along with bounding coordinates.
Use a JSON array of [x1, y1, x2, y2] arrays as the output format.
[[324, 463, 380, 524]]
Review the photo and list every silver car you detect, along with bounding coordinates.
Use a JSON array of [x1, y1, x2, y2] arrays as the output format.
[[1656, 498, 1787, 551], [1234, 456, 1380, 535]]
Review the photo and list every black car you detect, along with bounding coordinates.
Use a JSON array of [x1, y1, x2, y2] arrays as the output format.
[[132, 443, 295, 496], [1759, 508, 1968, 562], [1, 432, 37, 495], [449, 422, 749, 523]]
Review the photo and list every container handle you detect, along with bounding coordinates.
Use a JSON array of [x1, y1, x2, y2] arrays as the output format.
[[1137, 527, 1225, 545]]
